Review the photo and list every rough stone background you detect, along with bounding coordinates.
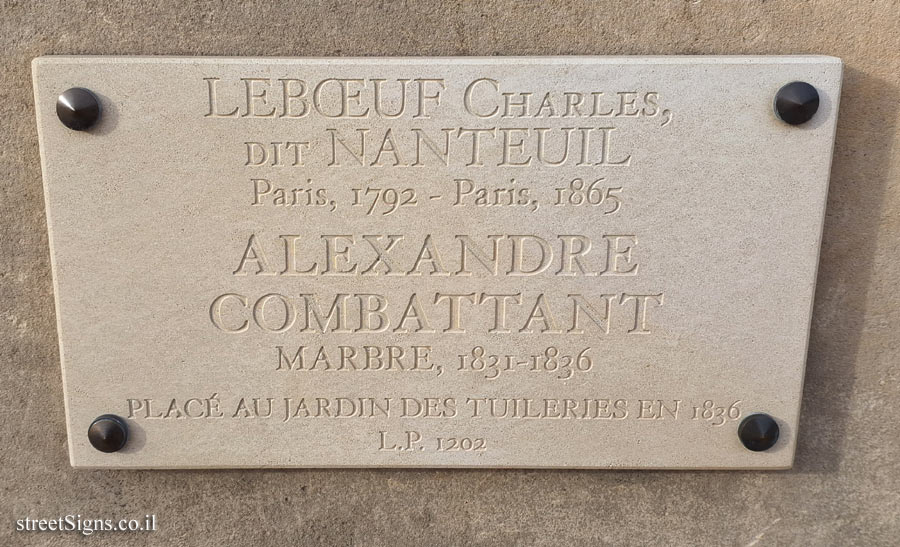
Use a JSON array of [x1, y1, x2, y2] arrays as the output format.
[[1, 1, 898, 545]]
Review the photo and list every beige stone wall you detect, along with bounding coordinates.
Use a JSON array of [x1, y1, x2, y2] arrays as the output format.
[[2, 1, 897, 544]]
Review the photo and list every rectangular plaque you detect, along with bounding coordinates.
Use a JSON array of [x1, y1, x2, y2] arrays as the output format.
[[34, 56, 841, 468]]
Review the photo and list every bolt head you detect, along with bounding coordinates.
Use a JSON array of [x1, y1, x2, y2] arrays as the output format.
[[57, 87, 101, 131], [88, 414, 128, 453], [774, 81, 819, 125], [738, 413, 780, 452]]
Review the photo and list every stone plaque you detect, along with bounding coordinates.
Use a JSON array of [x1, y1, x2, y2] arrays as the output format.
[[33, 56, 841, 469]]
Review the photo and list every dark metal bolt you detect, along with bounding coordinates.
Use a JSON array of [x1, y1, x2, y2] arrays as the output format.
[[738, 413, 780, 452], [88, 414, 128, 453], [774, 81, 819, 125], [57, 87, 101, 131]]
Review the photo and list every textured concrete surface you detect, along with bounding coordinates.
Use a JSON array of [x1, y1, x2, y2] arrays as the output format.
[[1, 1, 898, 545]]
